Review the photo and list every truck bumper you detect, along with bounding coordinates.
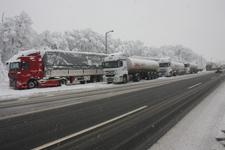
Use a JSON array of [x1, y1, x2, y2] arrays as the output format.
[[9, 79, 27, 89], [104, 76, 123, 83], [16, 81, 28, 89], [105, 77, 114, 83]]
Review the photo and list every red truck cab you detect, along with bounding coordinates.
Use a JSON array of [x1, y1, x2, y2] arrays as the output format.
[[8, 52, 44, 89]]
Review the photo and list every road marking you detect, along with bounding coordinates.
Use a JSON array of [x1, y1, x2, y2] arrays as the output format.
[[32, 105, 148, 150], [18, 97, 29, 101], [45, 94, 55, 97], [188, 82, 202, 89]]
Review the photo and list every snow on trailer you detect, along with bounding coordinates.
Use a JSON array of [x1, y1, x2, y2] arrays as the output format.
[[6, 49, 107, 89], [42, 50, 106, 77]]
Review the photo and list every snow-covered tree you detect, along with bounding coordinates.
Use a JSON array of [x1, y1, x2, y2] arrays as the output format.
[[0, 53, 7, 82], [0, 11, 207, 71], [64, 29, 105, 53], [0, 11, 37, 63], [39, 31, 68, 50]]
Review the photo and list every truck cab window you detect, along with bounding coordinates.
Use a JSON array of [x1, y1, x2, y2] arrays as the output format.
[[21, 62, 29, 69], [159, 63, 170, 67], [9, 62, 20, 70], [102, 61, 118, 68], [118, 61, 123, 67]]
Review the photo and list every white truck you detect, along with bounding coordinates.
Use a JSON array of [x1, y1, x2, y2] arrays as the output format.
[[184, 63, 198, 74], [102, 53, 159, 83], [159, 58, 185, 77]]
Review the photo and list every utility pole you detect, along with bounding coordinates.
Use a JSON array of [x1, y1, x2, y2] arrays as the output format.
[[105, 30, 114, 54], [201, 56, 203, 68], [2, 12, 4, 23]]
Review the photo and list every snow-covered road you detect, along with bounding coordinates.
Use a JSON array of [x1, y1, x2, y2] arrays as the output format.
[[149, 80, 225, 150]]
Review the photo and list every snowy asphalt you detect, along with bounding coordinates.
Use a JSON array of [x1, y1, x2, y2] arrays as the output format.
[[0, 72, 213, 119], [150, 73, 225, 150], [0, 72, 224, 150]]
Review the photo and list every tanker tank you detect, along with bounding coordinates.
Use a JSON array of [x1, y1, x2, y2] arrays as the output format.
[[127, 57, 159, 74]]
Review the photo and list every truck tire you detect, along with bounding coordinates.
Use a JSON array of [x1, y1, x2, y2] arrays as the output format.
[[28, 80, 36, 89], [138, 74, 141, 81], [61, 79, 67, 85], [80, 80, 85, 84], [123, 76, 128, 83], [89, 76, 95, 83], [146, 72, 151, 80], [134, 74, 140, 82]]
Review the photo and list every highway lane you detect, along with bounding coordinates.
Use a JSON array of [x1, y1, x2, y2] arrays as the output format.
[[0, 72, 224, 150], [0, 72, 213, 119]]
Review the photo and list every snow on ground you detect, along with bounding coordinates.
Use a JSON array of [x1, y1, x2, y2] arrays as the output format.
[[0, 71, 210, 101], [0, 81, 116, 101], [0, 76, 173, 101], [149, 80, 225, 150]]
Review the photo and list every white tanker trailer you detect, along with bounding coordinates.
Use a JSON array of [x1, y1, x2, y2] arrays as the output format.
[[159, 58, 185, 77], [102, 53, 159, 83], [184, 63, 199, 74]]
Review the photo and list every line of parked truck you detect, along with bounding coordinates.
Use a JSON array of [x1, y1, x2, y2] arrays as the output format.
[[6, 49, 200, 89]]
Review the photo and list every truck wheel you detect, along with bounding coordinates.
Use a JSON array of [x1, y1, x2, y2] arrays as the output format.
[[61, 79, 67, 85], [146, 72, 151, 80], [28, 80, 36, 89], [80, 80, 85, 84], [123, 76, 127, 83], [135, 74, 141, 82], [138, 75, 141, 81]]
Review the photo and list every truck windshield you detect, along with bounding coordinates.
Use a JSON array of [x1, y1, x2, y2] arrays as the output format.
[[9, 62, 20, 70], [159, 63, 170, 67], [102, 61, 119, 68]]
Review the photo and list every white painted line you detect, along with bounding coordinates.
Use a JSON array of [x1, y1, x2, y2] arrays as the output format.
[[188, 82, 202, 89], [18, 97, 29, 101], [46, 94, 55, 97], [32, 105, 148, 150]]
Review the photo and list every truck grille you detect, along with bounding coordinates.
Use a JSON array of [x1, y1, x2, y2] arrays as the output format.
[[106, 74, 115, 77], [107, 78, 114, 82], [105, 71, 115, 77]]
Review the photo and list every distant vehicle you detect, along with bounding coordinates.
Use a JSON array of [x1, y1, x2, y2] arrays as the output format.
[[159, 58, 185, 77], [6, 49, 107, 89], [206, 62, 218, 71], [215, 67, 223, 73], [102, 53, 159, 83], [184, 63, 198, 74]]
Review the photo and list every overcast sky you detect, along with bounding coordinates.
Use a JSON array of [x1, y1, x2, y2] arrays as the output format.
[[1, 0, 225, 61]]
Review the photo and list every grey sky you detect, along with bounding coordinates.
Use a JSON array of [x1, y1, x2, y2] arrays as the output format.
[[1, 0, 225, 61]]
